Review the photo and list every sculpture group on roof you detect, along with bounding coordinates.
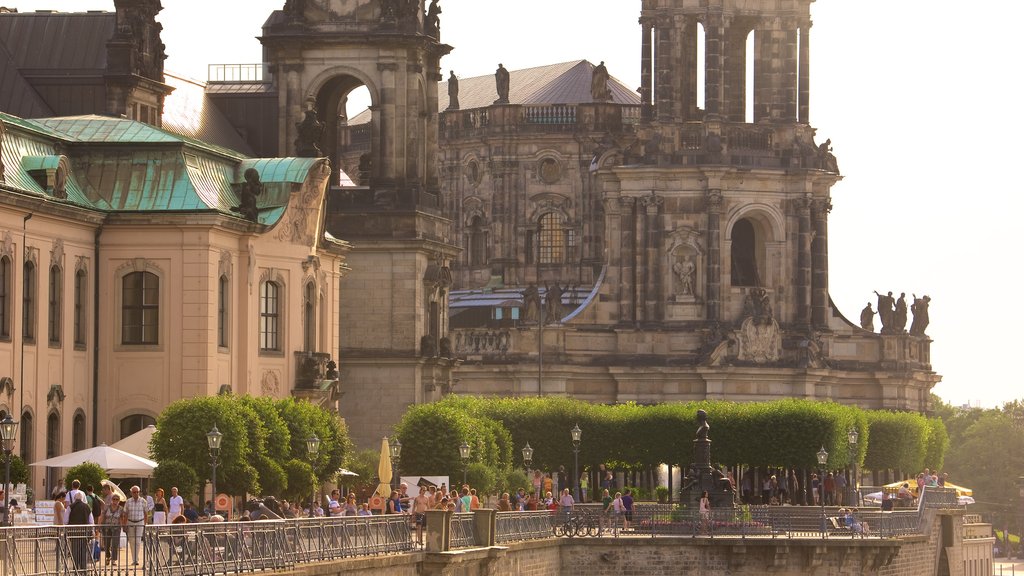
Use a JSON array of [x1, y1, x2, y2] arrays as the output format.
[[864, 291, 930, 336]]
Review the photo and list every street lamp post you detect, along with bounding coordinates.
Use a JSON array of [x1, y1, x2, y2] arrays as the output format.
[[817, 446, 829, 538], [570, 424, 582, 501], [522, 442, 534, 475], [307, 434, 320, 515], [459, 441, 470, 485], [847, 427, 859, 506], [1, 415, 19, 527], [389, 438, 402, 491], [207, 424, 223, 512]]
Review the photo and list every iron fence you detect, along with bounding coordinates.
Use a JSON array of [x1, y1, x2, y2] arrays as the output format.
[[0, 515, 414, 576], [449, 513, 476, 549], [494, 510, 552, 544]]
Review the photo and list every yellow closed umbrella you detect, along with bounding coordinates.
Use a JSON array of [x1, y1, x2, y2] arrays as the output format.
[[375, 436, 393, 498]]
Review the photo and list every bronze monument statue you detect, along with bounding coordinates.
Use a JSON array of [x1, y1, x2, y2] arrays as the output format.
[[680, 410, 736, 509], [545, 282, 564, 324], [231, 168, 263, 221], [522, 284, 541, 323], [494, 63, 510, 104]]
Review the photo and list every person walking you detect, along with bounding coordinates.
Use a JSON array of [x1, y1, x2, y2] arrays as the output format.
[[699, 490, 711, 533], [124, 486, 147, 566], [100, 493, 125, 565], [621, 489, 634, 531], [151, 488, 168, 525], [168, 487, 184, 520], [67, 492, 94, 574]]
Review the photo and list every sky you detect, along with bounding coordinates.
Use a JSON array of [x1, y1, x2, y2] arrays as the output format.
[[16, 0, 1024, 408]]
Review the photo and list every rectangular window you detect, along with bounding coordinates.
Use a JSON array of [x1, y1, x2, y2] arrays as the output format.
[[260, 281, 280, 351], [511, 307, 520, 320], [48, 266, 61, 345], [122, 271, 159, 345], [218, 276, 228, 348], [303, 283, 315, 352], [0, 257, 9, 339], [493, 308, 504, 320], [74, 271, 86, 346], [22, 262, 35, 342], [539, 213, 565, 265]]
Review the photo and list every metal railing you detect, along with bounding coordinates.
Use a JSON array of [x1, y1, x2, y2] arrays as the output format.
[[0, 516, 414, 576], [494, 510, 552, 544], [449, 513, 476, 548], [207, 63, 268, 83]]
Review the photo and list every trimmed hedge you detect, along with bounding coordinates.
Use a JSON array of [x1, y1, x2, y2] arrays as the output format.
[[395, 397, 937, 475]]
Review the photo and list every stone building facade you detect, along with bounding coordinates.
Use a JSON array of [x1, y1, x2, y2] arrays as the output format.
[[0, 111, 348, 496]]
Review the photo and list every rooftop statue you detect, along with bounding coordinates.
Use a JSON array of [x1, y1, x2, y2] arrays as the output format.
[[494, 63, 510, 104], [295, 105, 325, 157], [425, 0, 441, 38], [447, 70, 459, 110], [860, 302, 875, 332], [910, 294, 931, 336], [232, 168, 263, 222], [591, 61, 611, 102]]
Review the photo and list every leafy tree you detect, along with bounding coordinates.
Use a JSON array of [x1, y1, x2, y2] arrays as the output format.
[[923, 417, 949, 471], [282, 459, 315, 504], [943, 411, 1024, 526], [6, 455, 30, 486], [498, 468, 529, 495], [275, 398, 351, 484], [152, 460, 199, 502], [151, 395, 256, 495], [64, 462, 106, 492], [464, 462, 497, 496], [254, 454, 287, 497], [239, 395, 291, 461], [342, 448, 381, 495]]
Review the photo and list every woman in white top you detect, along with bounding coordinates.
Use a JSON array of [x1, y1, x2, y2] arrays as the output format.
[[699, 490, 711, 532]]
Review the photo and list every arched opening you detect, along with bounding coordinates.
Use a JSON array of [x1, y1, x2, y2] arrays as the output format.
[[46, 411, 60, 494], [468, 216, 486, 267], [19, 410, 32, 462], [72, 411, 86, 452], [746, 29, 755, 123], [696, 22, 706, 112], [303, 281, 316, 352], [316, 75, 376, 187], [119, 414, 155, 441], [730, 218, 762, 287]]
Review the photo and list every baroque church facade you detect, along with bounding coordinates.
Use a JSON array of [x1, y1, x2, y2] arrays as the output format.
[[0, 0, 939, 460]]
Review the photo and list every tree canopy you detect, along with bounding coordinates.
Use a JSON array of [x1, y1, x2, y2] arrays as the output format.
[[392, 396, 942, 479], [150, 395, 351, 498]]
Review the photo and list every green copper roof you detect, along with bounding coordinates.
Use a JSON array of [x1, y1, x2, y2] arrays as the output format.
[[1, 112, 326, 226]]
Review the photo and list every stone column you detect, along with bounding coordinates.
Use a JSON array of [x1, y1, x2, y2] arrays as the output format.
[[472, 509, 496, 547], [811, 198, 831, 328], [705, 190, 722, 322], [619, 197, 637, 324], [425, 509, 452, 552], [604, 196, 623, 322], [798, 21, 811, 124], [640, 17, 654, 121], [634, 196, 647, 322], [797, 195, 812, 327], [283, 64, 304, 156], [782, 21, 799, 122], [704, 9, 724, 118], [642, 194, 664, 323]]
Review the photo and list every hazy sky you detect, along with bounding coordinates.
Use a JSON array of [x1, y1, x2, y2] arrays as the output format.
[[16, 0, 1024, 408]]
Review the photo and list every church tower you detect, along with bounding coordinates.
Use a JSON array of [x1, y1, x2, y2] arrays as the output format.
[[445, 0, 937, 414], [261, 0, 459, 447]]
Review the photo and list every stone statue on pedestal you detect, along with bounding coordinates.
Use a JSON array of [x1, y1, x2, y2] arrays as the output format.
[[860, 302, 875, 332], [679, 410, 736, 510], [910, 294, 931, 336], [494, 63, 510, 104], [591, 61, 611, 102]]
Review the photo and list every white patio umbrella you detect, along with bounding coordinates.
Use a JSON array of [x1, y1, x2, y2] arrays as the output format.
[[31, 444, 158, 477], [110, 425, 156, 459]]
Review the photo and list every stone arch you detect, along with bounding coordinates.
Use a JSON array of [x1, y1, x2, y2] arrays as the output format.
[[307, 67, 382, 187], [725, 205, 781, 289]]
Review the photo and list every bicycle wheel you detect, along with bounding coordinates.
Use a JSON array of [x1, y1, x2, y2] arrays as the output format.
[[553, 523, 565, 537], [585, 521, 600, 537], [566, 521, 579, 537]]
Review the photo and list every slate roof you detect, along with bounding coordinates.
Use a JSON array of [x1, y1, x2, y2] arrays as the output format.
[[0, 11, 114, 118], [440, 60, 639, 110], [349, 60, 639, 125]]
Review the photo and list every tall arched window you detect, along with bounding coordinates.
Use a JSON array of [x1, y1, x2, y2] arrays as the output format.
[[23, 261, 35, 341], [303, 281, 316, 352], [730, 218, 760, 287], [72, 411, 86, 452], [538, 213, 565, 265], [468, 216, 486, 267], [0, 256, 10, 339], [46, 412, 59, 458], [217, 275, 229, 348], [122, 271, 159, 344], [19, 411, 32, 462], [259, 281, 281, 352], [74, 269, 87, 347], [48, 265, 62, 345]]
